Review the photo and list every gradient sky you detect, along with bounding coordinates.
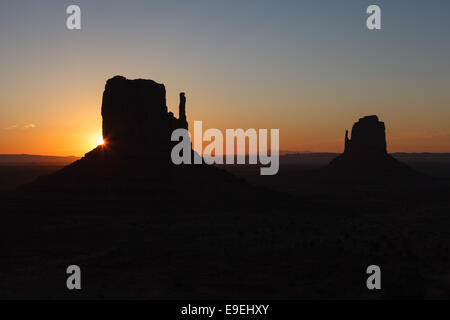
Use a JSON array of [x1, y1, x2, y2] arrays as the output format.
[[1, 0, 449, 156]]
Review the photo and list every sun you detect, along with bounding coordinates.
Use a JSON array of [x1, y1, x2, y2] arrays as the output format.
[[96, 135, 104, 146]]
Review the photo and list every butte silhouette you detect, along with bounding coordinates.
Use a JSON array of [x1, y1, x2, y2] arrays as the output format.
[[324, 115, 426, 183], [23, 76, 273, 210]]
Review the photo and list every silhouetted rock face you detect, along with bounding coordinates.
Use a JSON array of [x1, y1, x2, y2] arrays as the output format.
[[101, 76, 187, 159], [344, 115, 386, 155], [22, 76, 266, 207], [326, 115, 426, 183]]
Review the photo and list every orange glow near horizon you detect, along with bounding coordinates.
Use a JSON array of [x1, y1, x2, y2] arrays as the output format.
[[0, 67, 449, 156], [1, 102, 450, 157]]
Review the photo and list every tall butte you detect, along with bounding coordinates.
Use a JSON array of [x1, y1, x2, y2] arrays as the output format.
[[97, 75, 188, 163], [326, 115, 426, 182], [25, 76, 242, 196]]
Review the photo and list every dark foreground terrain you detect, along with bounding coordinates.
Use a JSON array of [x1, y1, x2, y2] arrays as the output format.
[[1, 156, 450, 299], [0, 155, 78, 191]]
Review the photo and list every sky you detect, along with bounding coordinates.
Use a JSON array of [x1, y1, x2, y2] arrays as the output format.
[[0, 0, 449, 156]]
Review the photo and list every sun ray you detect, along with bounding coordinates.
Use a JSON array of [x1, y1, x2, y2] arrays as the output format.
[[96, 135, 104, 146]]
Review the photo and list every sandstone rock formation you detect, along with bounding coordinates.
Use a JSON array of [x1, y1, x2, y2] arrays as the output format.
[[327, 115, 425, 183], [95, 76, 188, 162], [343, 115, 386, 156], [24, 76, 254, 204]]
